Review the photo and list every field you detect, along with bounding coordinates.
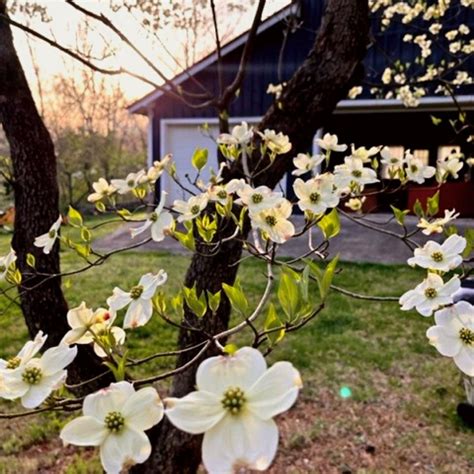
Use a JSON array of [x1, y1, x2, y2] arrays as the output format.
[[0, 221, 472, 473]]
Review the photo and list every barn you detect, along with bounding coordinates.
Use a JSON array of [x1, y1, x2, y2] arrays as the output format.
[[129, 0, 474, 215]]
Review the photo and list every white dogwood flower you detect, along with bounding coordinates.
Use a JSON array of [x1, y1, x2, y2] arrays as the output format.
[[61, 303, 125, 358], [0, 248, 16, 281], [334, 157, 378, 188], [111, 170, 146, 195], [293, 174, 339, 214], [417, 209, 459, 235], [165, 347, 302, 474], [350, 145, 381, 163], [172, 194, 208, 223], [405, 153, 436, 184], [345, 197, 366, 212], [399, 273, 461, 316], [1, 343, 77, 408], [107, 271, 167, 329], [250, 199, 295, 244], [131, 192, 174, 242], [87, 178, 117, 203], [380, 146, 405, 171], [315, 133, 347, 152], [427, 301, 474, 376], [34, 215, 62, 254], [60, 381, 164, 474], [407, 234, 466, 272], [437, 153, 463, 182], [0, 331, 47, 374], [258, 129, 291, 154], [217, 122, 253, 147], [236, 184, 283, 214], [292, 153, 325, 176], [143, 155, 172, 184]]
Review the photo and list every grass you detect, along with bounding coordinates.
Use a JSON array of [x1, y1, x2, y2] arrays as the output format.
[[0, 217, 472, 472]]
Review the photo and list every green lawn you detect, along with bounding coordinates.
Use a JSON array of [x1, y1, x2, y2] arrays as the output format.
[[0, 221, 472, 472]]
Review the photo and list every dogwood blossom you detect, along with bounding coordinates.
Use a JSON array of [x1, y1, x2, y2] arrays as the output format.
[[34, 215, 62, 254], [143, 155, 172, 184], [350, 145, 381, 163], [217, 122, 253, 147], [0, 331, 47, 374], [236, 184, 283, 214], [1, 343, 77, 408], [87, 178, 117, 203], [427, 302, 474, 376], [250, 199, 295, 244], [407, 234, 466, 272], [172, 194, 208, 223], [437, 152, 463, 182], [293, 174, 339, 214], [404, 153, 436, 184], [292, 153, 325, 176], [131, 192, 174, 242], [334, 157, 379, 188], [111, 170, 146, 195], [0, 248, 16, 281], [417, 209, 459, 235], [60, 381, 164, 474], [61, 303, 125, 358], [316, 133, 347, 152], [345, 197, 366, 212], [165, 347, 302, 473], [258, 129, 291, 155], [107, 271, 167, 329], [399, 273, 461, 316], [380, 146, 405, 171]]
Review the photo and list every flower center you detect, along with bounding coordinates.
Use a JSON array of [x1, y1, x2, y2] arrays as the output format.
[[424, 287, 437, 299], [6, 356, 21, 369], [431, 251, 444, 262], [251, 193, 263, 204], [265, 215, 277, 227], [352, 170, 362, 178], [309, 192, 320, 204], [410, 165, 418, 173], [48, 229, 57, 239], [217, 190, 227, 199], [22, 366, 42, 385], [390, 158, 398, 164], [150, 212, 158, 222], [104, 411, 125, 433], [130, 285, 144, 299], [459, 327, 474, 345], [127, 179, 135, 187], [0, 265, 6, 273], [190, 205, 201, 215], [221, 387, 246, 415]]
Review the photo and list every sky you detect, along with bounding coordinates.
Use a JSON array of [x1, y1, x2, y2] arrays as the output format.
[[11, 0, 290, 103]]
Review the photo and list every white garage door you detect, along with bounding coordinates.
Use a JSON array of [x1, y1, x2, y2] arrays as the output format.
[[159, 117, 288, 206]]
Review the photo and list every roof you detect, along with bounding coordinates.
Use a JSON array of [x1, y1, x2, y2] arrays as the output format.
[[128, 2, 297, 115]]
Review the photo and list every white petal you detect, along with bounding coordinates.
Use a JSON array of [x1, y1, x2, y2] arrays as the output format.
[[454, 346, 474, 376], [151, 213, 173, 242], [17, 331, 47, 363], [130, 220, 153, 239], [399, 290, 424, 310], [197, 347, 267, 394], [442, 234, 466, 255], [60, 416, 108, 446], [123, 299, 153, 329], [165, 390, 224, 434], [83, 381, 135, 418], [202, 413, 278, 473], [67, 302, 94, 329], [100, 428, 151, 473], [21, 375, 59, 409], [61, 327, 93, 346], [140, 270, 167, 299], [40, 345, 77, 376], [247, 361, 302, 420], [426, 326, 462, 356], [0, 371, 29, 400], [122, 387, 164, 431], [107, 288, 132, 311]]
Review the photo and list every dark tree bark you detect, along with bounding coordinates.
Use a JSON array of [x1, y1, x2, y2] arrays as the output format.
[[0, 0, 108, 390], [137, 1, 370, 472]]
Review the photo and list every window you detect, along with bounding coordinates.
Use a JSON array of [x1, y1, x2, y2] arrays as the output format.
[[413, 149, 430, 165], [438, 145, 461, 162]]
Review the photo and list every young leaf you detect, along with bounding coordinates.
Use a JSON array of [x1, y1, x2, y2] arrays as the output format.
[[277, 269, 301, 321], [264, 304, 285, 345], [192, 147, 208, 171], [68, 206, 83, 227], [426, 191, 440, 216], [413, 199, 425, 218], [317, 208, 340, 240], [207, 290, 221, 313], [183, 285, 207, 318], [26, 253, 36, 268], [390, 205, 409, 226], [222, 281, 248, 316]]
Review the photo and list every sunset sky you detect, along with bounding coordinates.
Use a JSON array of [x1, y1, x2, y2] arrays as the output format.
[[11, 0, 289, 103]]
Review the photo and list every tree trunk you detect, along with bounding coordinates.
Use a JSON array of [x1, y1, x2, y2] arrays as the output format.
[[0, 1, 108, 390], [137, 0, 369, 472]]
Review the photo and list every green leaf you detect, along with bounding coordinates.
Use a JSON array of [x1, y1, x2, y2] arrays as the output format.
[[68, 206, 83, 227], [223, 343, 238, 355], [207, 290, 221, 313], [277, 269, 301, 321], [171, 293, 184, 318], [80, 227, 91, 242], [317, 208, 340, 240], [26, 253, 36, 269], [153, 292, 167, 314], [196, 214, 217, 243], [183, 284, 207, 318], [309, 255, 339, 301], [463, 228, 474, 258], [222, 280, 248, 316], [413, 199, 425, 218], [173, 226, 195, 252], [95, 201, 106, 213], [264, 304, 285, 345], [390, 205, 409, 226], [192, 147, 208, 171], [430, 115, 442, 126], [75, 244, 91, 258], [117, 208, 132, 218], [427, 191, 440, 216]]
